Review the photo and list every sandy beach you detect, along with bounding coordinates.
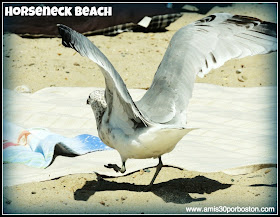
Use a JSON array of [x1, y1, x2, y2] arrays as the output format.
[[3, 3, 277, 214], [3, 168, 277, 214], [3, 3, 277, 93]]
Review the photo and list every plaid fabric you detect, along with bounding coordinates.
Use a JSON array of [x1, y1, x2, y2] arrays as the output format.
[[84, 23, 135, 36], [145, 13, 183, 31], [84, 13, 183, 36]]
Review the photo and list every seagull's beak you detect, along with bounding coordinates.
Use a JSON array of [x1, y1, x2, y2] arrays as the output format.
[[86, 98, 90, 105]]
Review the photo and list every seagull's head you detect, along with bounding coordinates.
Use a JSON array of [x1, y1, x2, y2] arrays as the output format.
[[87, 90, 107, 128], [87, 90, 106, 107]]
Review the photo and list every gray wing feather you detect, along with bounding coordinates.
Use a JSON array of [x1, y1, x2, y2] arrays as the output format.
[[57, 24, 152, 126], [137, 13, 277, 125]]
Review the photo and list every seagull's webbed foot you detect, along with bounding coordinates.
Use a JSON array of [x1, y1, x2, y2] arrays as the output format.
[[104, 161, 126, 173], [144, 156, 163, 192]]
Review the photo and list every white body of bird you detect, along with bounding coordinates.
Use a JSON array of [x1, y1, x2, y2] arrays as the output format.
[[99, 117, 194, 161]]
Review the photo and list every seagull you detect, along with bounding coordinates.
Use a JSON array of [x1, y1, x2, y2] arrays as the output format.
[[57, 13, 276, 190]]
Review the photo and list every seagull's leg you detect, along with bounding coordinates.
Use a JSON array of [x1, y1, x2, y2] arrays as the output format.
[[104, 161, 126, 173], [119, 161, 126, 173], [145, 156, 163, 191]]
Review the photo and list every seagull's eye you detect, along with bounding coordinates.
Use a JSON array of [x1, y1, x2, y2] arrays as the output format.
[[88, 95, 91, 99]]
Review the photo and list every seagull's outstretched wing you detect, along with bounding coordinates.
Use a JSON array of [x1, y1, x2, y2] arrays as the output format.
[[57, 24, 151, 127], [137, 13, 277, 125]]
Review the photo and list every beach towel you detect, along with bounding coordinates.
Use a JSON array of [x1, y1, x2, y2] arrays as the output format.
[[3, 84, 277, 186], [3, 120, 111, 168]]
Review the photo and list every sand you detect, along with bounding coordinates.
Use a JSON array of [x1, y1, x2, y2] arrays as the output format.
[[3, 168, 277, 214], [3, 3, 277, 92], [3, 3, 277, 214]]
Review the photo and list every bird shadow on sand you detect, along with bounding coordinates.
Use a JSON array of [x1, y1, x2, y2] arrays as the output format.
[[73, 168, 231, 204]]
